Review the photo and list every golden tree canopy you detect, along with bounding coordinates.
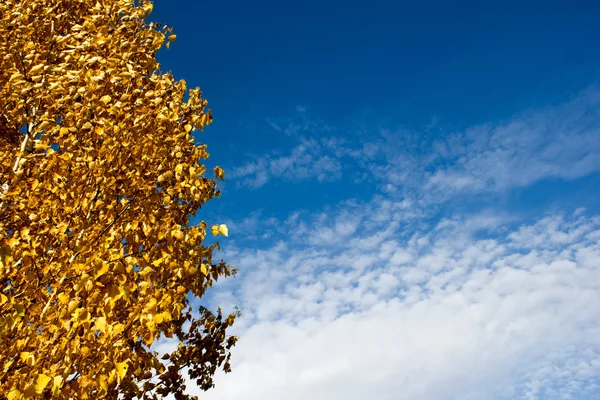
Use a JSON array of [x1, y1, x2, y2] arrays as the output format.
[[0, 0, 237, 398]]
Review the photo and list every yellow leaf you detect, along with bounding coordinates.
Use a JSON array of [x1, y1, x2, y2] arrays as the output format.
[[29, 64, 44, 74], [57, 292, 69, 305], [140, 266, 154, 278], [161, 311, 173, 322], [35, 374, 52, 394], [95, 317, 106, 333], [219, 224, 228, 237], [33, 140, 46, 151], [52, 376, 63, 396], [38, 120, 53, 131], [100, 95, 111, 105], [112, 323, 125, 336], [184, 124, 192, 133], [153, 313, 164, 323], [168, 34, 177, 42], [99, 375, 108, 391], [200, 264, 208, 276], [6, 388, 20, 400], [115, 362, 128, 381], [152, 257, 163, 267], [214, 166, 225, 181], [211, 225, 219, 236], [86, 56, 101, 66]]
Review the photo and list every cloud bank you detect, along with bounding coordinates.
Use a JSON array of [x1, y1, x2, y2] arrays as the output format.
[[200, 203, 600, 400]]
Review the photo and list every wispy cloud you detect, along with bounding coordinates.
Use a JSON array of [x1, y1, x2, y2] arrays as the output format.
[[424, 88, 600, 195], [356, 87, 600, 202], [230, 88, 600, 202], [229, 137, 344, 188]]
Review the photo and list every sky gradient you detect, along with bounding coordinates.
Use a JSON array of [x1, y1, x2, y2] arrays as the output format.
[[152, 1, 600, 399]]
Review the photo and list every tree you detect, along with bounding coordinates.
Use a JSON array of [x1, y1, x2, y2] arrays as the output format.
[[0, 0, 238, 398]]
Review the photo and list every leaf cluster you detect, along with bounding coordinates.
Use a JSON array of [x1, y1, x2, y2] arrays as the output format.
[[0, 0, 238, 398]]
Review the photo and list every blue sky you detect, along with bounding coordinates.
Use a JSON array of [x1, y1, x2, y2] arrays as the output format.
[[152, 1, 600, 399]]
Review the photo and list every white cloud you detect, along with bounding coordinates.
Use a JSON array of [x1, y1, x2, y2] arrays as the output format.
[[194, 199, 600, 400]]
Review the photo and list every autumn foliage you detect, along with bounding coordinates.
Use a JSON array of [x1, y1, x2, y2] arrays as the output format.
[[0, 0, 238, 398]]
